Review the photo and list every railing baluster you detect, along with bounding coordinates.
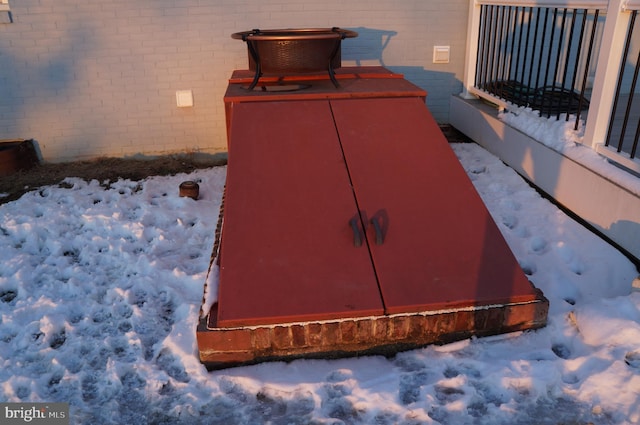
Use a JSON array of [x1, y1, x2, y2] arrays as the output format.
[[483, 5, 492, 90], [606, 10, 636, 152], [486, 5, 497, 91], [632, 76, 640, 157], [576, 9, 599, 131], [567, 9, 587, 122], [515, 7, 529, 97], [541, 8, 559, 117], [495, 5, 506, 95], [533, 8, 551, 113], [506, 6, 516, 89], [632, 23, 640, 160], [475, 5, 487, 89], [621, 39, 640, 155], [526, 7, 540, 104], [549, 8, 568, 119], [501, 6, 508, 95], [558, 9, 577, 120]]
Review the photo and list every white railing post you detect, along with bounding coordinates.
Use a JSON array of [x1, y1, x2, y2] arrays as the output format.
[[461, 0, 482, 99], [582, 0, 630, 149]]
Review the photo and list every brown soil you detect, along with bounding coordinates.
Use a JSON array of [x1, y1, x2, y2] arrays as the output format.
[[0, 153, 227, 205]]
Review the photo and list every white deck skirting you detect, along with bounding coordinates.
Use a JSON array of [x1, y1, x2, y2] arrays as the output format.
[[450, 95, 640, 261]]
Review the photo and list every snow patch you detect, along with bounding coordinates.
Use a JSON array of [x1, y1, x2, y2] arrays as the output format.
[[1, 147, 639, 423]]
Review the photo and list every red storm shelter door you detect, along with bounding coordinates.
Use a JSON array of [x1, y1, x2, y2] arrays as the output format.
[[216, 96, 538, 328], [217, 100, 384, 327], [330, 97, 538, 314]]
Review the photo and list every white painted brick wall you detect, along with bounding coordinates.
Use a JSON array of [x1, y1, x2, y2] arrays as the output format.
[[0, 0, 469, 162]]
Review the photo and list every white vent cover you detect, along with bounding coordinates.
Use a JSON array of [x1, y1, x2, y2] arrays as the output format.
[[433, 46, 450, 64]]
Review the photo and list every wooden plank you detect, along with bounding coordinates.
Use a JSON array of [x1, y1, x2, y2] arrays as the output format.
[[228, 66, 405, 84], [330, 97, 539, 314], [223, 76, 426, 104], [217, 100, 384, 327]]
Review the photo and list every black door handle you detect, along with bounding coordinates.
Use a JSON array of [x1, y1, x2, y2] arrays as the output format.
[[371, 216, 384, 245], [349, 217, 362, 247]]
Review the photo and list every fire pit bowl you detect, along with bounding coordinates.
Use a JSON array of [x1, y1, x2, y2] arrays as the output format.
[[231, 27, 358, 89]]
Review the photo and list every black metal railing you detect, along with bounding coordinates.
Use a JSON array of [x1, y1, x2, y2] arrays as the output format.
[[605, 10, 640, 160], [475, 5, 603, 128]]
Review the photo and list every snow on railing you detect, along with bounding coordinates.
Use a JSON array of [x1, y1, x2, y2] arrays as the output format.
[[463, 0, 640, 174]]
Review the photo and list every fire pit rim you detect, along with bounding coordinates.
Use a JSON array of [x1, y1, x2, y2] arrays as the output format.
[[231, 27, 358, 42]]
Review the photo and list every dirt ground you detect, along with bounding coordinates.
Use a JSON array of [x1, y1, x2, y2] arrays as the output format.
[[0, 153, 227, 205], [0, 126, 469, 206]]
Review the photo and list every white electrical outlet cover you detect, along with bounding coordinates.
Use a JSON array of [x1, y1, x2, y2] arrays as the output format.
[[176, 90, 193, 107]]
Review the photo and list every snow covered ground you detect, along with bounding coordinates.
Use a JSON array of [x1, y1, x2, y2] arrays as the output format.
[[1, 141, 639, 424]]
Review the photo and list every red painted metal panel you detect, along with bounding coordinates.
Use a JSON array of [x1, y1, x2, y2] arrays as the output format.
[[223, 76, 426, 105], [218, 100, 384, 327], [330, 97, 539, 314]]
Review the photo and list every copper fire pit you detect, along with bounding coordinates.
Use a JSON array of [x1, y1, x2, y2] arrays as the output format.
[[231, 27, 358, 89]]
